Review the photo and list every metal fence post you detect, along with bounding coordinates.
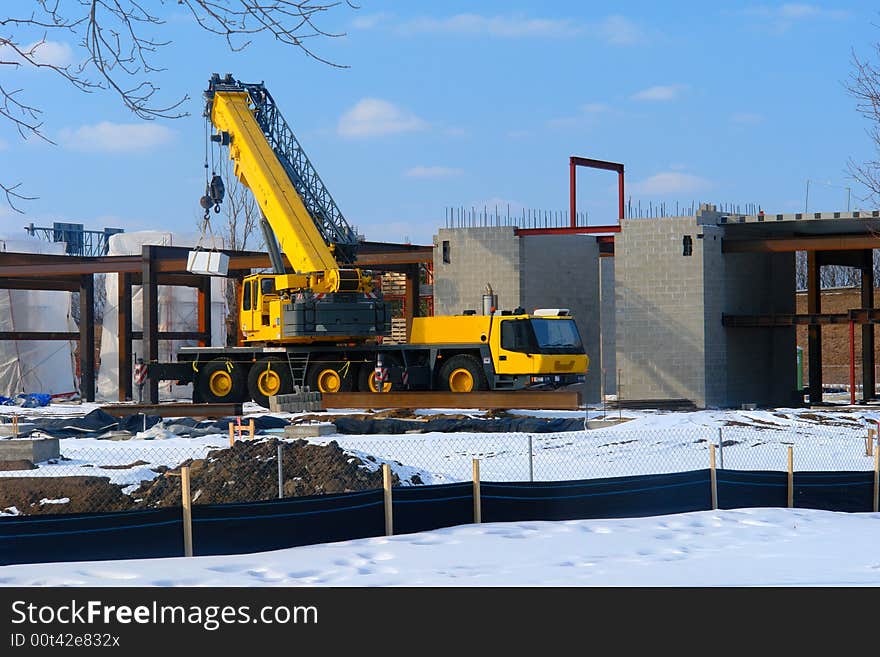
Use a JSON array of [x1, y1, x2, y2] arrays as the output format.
[[717, 427, 724, 469], [874, 442, 879, 513], [528, 435, 534, 482], [709, 444, 717, 510], [277, 443, 283, 499], [473, 458, 482, 524]]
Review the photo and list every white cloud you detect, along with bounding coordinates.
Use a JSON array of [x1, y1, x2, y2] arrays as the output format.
[[396, 13, 647, 44], [0, 40, 74, 67], [337, 99, 428, 138], [582, 102, 611, 113], [732, 112, 764, 125], [352, 13, 390, 30], [404, 166, 464, 179], [632, 84, 687, 101], [595, 15, 644, 45], [632, 172, 712, 195], [739, 4, 849, 32], [744, 3, 848, 20], [399, 13, 582, 38], [26, 40, 73, 67], [59, 122, 174, 152]]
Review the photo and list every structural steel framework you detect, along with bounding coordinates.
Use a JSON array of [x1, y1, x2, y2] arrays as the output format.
[[0, 241, 432, 403]]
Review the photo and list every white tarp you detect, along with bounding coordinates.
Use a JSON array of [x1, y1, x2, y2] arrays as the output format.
[[96, 231, 227, 401], [0, 238, 78, 398]]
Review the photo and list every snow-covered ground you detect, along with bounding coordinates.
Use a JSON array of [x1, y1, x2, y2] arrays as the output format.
[[2, 508, 879, 586], [3, 401, 880, 587]]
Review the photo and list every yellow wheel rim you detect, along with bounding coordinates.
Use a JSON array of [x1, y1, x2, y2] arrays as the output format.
[[317, 369, 341, 393], [257, 369, 281, 396], [209, 370, 233, 397], [449, 368, 474, 392], [368, 372, 392, 393]]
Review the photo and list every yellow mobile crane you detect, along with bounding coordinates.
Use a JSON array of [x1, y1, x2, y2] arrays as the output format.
[[150, 74, 589, 407]]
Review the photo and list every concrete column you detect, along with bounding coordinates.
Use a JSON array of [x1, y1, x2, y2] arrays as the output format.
[[79, 274, 95, 402], [142, 245, 160, 403], [807, 250, 822, 405], [862, 249, 875, 400]]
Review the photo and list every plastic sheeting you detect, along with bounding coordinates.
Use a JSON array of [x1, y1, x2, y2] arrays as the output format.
[[0, 238, 78, 398], [96, 231, 227, 401]]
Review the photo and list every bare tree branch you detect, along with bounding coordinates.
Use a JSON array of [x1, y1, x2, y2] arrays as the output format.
[[0, 0, 358, 211]]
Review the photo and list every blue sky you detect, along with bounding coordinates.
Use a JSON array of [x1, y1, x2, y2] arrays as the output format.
[[1, 1, 878, 245]]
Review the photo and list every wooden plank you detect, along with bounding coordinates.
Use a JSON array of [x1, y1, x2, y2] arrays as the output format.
[[320, 390, 582, 410]]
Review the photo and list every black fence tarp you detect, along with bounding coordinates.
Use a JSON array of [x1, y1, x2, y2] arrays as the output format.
[[2, 468, 877, 566], [191, 489, 385, 557], [482, 470, 712, 523], [0, 507, 182, 566], [717, 470, 789, 510], [794, 471, 875, 512], [392, 483, 474, 535]]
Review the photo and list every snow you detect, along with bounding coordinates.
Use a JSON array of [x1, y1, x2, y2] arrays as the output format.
[[1, 508, 879, 586], [2, 403, 880, 586]]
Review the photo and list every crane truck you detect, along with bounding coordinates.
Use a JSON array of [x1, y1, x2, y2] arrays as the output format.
[[148, 74, 589, 407]]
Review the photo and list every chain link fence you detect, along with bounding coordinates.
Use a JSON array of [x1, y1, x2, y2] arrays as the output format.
[[1, 422, 877, 516]]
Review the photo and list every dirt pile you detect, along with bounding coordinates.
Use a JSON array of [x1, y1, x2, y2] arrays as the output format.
[[0, 439, 395, 516]]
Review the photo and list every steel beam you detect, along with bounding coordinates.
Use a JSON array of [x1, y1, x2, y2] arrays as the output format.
[[0, 279, 79, 291], [0, 332, 79, 340], [723, 234, 880, 253]]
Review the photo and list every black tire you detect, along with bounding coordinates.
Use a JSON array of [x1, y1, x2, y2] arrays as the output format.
[[306, 356, 354, 393], [196, 359, 248, 403], [356, 361, 394, 393], [247, 358, 293, 409], [438, 354, 489, 392]]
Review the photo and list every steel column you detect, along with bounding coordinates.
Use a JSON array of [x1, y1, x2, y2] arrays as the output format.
[[142, 245, 160, 403], [850, 320, 856, 406], [79, 274, 95, 402], [404, 263, 420, 342], [197, 276, 212, 347], [862, 249, 875, 400], [807, 251, 823, 404], [118, 272, 133, 401]]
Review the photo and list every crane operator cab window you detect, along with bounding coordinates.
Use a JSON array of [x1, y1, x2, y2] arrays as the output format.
[[242, 280, 252, 311], [258, 276, 276, 326]]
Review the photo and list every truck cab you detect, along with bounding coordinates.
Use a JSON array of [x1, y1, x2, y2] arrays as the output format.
[[409, 309, 589, 391]]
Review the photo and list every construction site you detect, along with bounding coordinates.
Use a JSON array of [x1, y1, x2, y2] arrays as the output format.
[[2, 67, 880, 581]]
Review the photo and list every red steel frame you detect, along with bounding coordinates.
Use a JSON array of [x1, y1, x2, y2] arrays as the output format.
[[570, 156, 625, 226], [515, 155, 624, 236]]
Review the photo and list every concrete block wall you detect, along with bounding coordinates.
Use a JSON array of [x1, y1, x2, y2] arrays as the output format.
[[433, 227, 605, 402], [520, 234, 601, 402], [616, 213, 798, 408], [615, 216, 708, 405], [433, 227, 521, 316]]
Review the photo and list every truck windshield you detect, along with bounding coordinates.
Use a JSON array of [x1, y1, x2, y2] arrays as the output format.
[[530, 319, 583, 353], [500, 318, 583, 354]]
